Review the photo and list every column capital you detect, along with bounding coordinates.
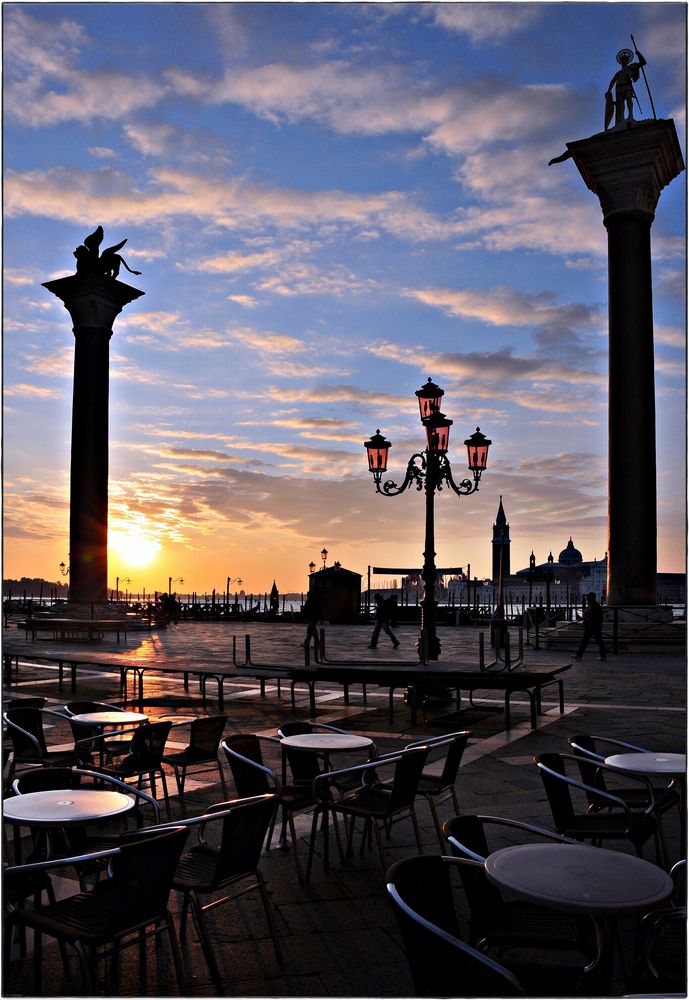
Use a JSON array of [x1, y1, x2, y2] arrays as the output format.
[[566, 118, 684, 223], [42, 274, 144, 333]]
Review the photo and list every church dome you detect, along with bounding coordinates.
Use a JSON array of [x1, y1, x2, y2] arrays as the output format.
[[558, 537, 583, 565]]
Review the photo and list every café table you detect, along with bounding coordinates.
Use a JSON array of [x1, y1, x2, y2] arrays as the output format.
[[280, 732, 373, 870], [605, 751, 686, 857], [71, 710, 148, 761], [4, 788, 136, 861], [485, 842, 674, 993]]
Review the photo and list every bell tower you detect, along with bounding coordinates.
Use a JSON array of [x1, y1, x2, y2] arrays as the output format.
[[491, 496, 511, 583]]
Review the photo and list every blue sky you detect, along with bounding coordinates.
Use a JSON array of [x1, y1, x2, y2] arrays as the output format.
[[3, 2, 686, 595]]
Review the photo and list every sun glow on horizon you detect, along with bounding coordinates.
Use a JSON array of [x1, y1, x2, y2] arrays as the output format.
[[109, 531, 162, 569]]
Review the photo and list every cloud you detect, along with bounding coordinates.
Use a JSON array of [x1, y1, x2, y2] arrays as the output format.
[[88, 147, 116, 159], [425, 3, 542, 44], [4, 10, 165, 126], [404, 285, 600, 332], [4, 383, 62, 398], [227, 294, 259, 308]]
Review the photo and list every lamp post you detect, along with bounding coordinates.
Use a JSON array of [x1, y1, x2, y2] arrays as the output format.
[[308, 561, 316, 575], [168, 576, 184, 596], [364, 377, 491, 661], [320, 548, 328, 570], [59, 558, 70, 577], [115, 576, 131, 602], [226, 576, 243, 607]]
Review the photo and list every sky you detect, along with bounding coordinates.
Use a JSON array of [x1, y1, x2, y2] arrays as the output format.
[[3, 1, 686, 598]]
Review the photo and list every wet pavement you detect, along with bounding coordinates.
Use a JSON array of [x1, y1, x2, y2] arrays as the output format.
[[2, 620, 686, 996]]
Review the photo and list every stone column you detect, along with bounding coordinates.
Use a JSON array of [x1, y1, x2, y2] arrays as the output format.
[[42, 275, 144, 603], [566, 120, 684, 607]]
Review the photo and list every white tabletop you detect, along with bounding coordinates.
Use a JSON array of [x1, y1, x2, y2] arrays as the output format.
[[71, 711, 147, 726], [485, 843, 673, 914], [4, 788, 135, 825], [281, 733, 373, 752], [605, 752, 686, 776]]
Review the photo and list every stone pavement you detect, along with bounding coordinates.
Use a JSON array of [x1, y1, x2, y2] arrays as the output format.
[[2, 621, 686, 996]]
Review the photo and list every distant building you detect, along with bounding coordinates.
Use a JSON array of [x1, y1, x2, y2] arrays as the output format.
[[491, 496, 511, 582]]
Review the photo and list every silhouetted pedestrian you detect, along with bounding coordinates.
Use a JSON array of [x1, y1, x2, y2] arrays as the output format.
[[574, 592, 607, 661], [302, 592, 321, 661], [368, 594, 399, 649]]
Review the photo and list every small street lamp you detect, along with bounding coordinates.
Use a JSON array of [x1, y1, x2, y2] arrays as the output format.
[[59, 558, 70, 577], [168, 576, 184, 596], [308, 561, 316, 575], [321, 548, 328, 570], [364, 377, 491, 661], [116, 576, 131, 602]]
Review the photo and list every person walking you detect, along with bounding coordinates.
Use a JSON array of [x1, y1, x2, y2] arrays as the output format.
[[368, 594, 400, 649], [574, 592, 607, 661], [302, 591, 321, 662]]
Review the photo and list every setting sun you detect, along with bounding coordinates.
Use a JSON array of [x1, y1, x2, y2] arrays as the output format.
[[109, 531, 162, 569]]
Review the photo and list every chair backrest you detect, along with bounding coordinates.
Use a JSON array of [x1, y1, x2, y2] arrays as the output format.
[[386, 855, 524, 997], [188, 715, 227, 757], [534, 752, 577, 829], [13, 767, 79, 794], [6, 698, 47, 711], [4, 708, 47, 760], [103, 825, 188, 935], [435, 733, 470, 790], [388, 747, 428, 813], [124, 721, 172, 768], [203, 794, 278, 887], [222, 735, 273, 796], [64, 701, 120, 716]]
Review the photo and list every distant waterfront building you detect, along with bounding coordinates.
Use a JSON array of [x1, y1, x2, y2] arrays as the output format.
[[491, 496, 511, 583]]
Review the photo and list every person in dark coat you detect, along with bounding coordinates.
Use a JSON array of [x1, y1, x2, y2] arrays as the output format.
[[368, 594, 400, 649], [574, 592, 607, 661], [302, 592, 321, 661]]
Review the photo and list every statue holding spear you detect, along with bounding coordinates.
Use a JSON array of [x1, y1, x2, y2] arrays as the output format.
[[605, 40, 651, 130]]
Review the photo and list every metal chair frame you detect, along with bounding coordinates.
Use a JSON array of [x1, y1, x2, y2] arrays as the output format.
[[3, 826, 188, 995], [162, 715, 228, 817]]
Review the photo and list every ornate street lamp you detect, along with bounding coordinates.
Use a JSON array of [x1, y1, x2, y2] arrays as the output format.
[[168, 576, 184, 596], [364, 378, 491, 660], [308, 561, 316, 575], [321, 547, 328, 570], [59, 558, 70, 577]]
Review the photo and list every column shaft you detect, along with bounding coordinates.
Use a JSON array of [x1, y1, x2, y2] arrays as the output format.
[[606, 211, 657, 605], [69, 327, 111, 602]]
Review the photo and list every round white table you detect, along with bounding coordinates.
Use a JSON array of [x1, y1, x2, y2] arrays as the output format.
[[280, 733, 373, 867], [604, 751, 686, 776], [485, 842, 674, 992], [4, 788, 135, 826], [605, 751, 686, 852], [280, 733, 373, 754], [485, 842, 673, 914], [71, 711, 148, 728]]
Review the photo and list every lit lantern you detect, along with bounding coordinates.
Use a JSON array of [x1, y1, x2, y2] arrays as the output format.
[[364, 429, 391, 483], [424, 411, 453, 453], [415, 377, 444, 421], [464, 427, 491, 475]]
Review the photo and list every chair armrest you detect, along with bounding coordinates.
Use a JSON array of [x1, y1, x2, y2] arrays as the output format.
[[593, 760, 659, 815], [590, 734, 650, 754], [4, 847, 120, 877], [536, 757, 634, 822], [73, 725, 141, 748], [479, 814, 583, 845], [406, 730, 470, 750], [73, 768, 161, 820], [313, 755, 403, 801]]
